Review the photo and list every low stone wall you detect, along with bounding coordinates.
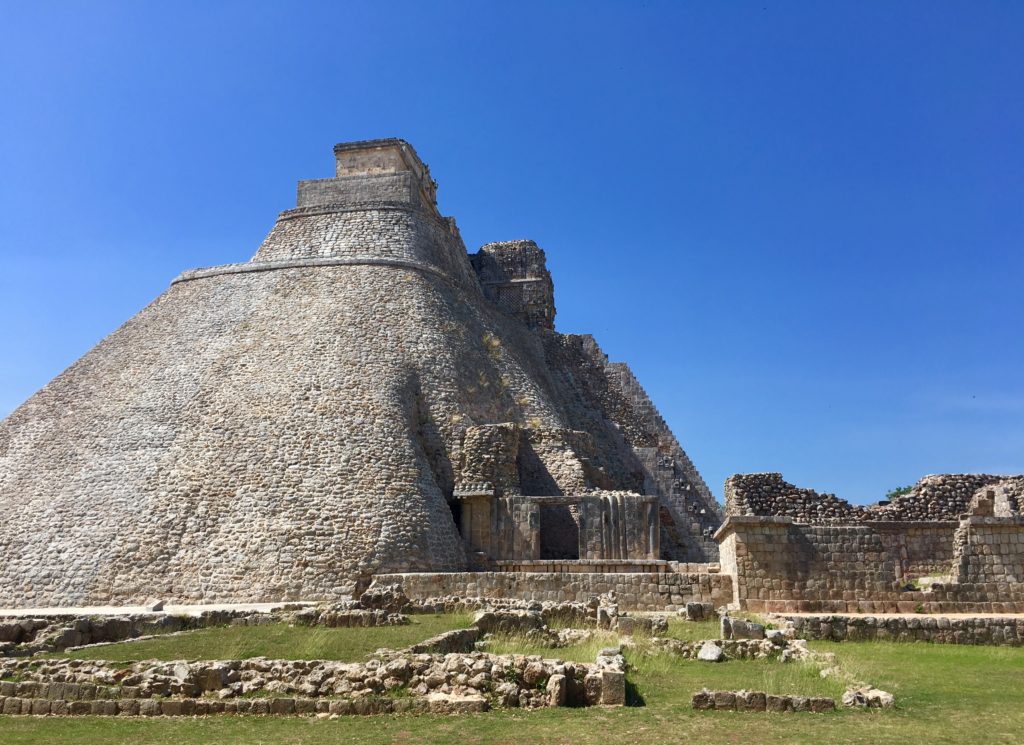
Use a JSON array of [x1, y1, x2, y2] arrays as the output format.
[[692, 689, 836, 713], [0, 610, 265, 657], [2, 597, 412, 657], [288, 608, 409, 628], [374, 571, 732, 611], [0, 695, 427, 717], [777, 614, 1024, 646], [0, 648, 625, 716], [653, 637, 803, 661]]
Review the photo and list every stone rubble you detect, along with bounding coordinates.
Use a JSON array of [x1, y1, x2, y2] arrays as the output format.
[[841, 686, 895, 709]]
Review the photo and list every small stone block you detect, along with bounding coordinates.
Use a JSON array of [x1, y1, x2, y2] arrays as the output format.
[[600, 670, 626, 706]]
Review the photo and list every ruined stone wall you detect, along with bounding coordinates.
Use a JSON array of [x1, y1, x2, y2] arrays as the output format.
[[718, 472, 1024, 611], [873, 522, 958, 579], [717, 517, 899, 611], [374, 570, 733, 612], [717, 516, 1024, 613], [725, 473, 861, 522]]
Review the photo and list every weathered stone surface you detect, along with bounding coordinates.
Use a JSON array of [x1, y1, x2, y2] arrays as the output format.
[[546, 674, 567, 707], [843, 686, 895, 709], [725, 618, 765, 640], [599, 670, 625, 706], [427, 692, 489, 714], [697, 641, 724, 662], [684, 602, 714, 621], [725, 472, 1024, 524]]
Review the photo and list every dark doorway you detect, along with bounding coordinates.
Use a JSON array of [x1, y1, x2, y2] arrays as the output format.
[[539, 504, 580, 560], [448, 500, 462, 537]]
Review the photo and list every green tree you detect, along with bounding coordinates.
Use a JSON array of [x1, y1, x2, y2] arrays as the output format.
[[886, 485, 913, 500]]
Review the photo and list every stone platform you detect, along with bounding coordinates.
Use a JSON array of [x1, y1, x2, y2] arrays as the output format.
[[374, 570, 732, 611]]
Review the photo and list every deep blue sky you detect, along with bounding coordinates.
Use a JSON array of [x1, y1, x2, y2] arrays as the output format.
[[1, 2, 1021, 504]]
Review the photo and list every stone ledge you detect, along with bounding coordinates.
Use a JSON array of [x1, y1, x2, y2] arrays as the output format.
[[171, 255, 453, 286], [713, 515, 794, 541], [277, 199, 427, 220]]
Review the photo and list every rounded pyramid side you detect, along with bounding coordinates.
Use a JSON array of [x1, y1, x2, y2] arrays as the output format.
[[0, 256, 585, 607]]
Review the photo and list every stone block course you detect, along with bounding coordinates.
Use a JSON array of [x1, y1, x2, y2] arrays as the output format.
[[374, 570, 732, 611], [692, 688, 835, 713]]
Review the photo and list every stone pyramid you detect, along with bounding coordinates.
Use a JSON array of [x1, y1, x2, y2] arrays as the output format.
[[0, 139, 721, 608]]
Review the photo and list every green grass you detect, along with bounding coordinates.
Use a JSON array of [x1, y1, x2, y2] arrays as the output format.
[[4, 626, 1023, 744], [484, 629, 621, 663], [664, 618, 721, 642], [47, 614, 474, 662]]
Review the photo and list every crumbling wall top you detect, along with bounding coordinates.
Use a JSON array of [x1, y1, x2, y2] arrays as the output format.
[[725, 472, 1024, 524]]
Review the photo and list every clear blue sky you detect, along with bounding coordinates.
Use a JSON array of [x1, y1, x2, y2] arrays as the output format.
[[1, 1, 1021, 505]]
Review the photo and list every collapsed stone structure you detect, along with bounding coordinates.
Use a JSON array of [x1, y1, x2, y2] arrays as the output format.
[[717, 473, 1024, 613], [0, 138, 722, 609]]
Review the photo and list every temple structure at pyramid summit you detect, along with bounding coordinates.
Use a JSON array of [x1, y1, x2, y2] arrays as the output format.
[[1, 139, 1021, 614]]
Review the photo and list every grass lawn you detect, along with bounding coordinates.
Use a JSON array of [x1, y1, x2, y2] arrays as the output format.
[[3, 620, 1022, 744], [45, 614, 475, 663]]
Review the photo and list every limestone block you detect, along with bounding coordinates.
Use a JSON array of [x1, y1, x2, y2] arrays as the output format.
[[546, 674, 567, 707], [599, 670, 625, 706]]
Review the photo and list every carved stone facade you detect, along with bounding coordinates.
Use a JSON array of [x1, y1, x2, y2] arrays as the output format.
[[456, 493, 660, 566]]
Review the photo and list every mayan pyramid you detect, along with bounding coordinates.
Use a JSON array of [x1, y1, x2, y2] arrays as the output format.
[[0, 139, 721, 608]]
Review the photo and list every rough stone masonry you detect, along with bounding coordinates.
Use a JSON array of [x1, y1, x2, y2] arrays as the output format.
[[0, 139, 722, 609]]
